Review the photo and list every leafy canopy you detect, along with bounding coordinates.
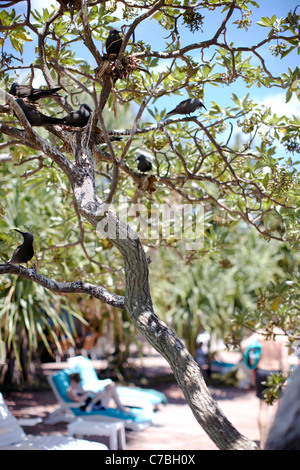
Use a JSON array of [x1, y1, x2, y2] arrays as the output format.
[[0, 0, 300, 371]]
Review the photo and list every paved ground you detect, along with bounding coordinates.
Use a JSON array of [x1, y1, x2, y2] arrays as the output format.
[[2, 355, 264, 450], [3, 385, 261, 450]]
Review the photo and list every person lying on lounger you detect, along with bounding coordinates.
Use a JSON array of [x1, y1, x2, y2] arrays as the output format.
[[67, 372, 129, 413]]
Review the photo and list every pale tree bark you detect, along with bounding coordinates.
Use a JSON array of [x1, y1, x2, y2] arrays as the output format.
[[0, 0, 262, 446], [0, 91, 258, 450], [265, 365, 300, 450], [2, 0, 299, 450]]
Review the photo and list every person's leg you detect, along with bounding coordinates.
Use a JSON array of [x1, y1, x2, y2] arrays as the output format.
[[258, 398, 268, 449], [100, 382, 128, 412], [87, 390, 104, 410], [86, 383, 129, 412]]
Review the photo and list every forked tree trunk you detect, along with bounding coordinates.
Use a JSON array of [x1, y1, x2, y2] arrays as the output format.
[[2, 89, 258, 451], [117, 225, 257, 450], [74, 167, 257, 449]]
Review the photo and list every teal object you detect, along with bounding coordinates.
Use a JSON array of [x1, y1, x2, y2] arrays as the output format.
[[52, 369, 153, 424], [244, 340, 262, 369], [117, 386, 168, 406], [68, 356, 167, 406]]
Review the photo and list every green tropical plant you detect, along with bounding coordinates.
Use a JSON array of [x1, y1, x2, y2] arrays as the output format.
[[0, 277, 82, 380], [0, 0, 300, 450], [151, 227, 287, 355]]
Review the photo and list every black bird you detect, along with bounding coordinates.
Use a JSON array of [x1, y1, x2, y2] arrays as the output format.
[[105, 28, 122, 56], [165, 98, 207, 117], [9, 82, 62, 102], [136, 154, 152, 173], [14, 98, 65, 127], [9, 230, 34, 267], [61, 104, 92, 127]]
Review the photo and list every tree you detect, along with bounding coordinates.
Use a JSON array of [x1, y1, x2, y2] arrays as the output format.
[[151, 226, 288, 355], [0, 0, 300, 450]]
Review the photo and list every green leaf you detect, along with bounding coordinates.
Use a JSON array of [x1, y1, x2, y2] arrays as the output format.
[[10, 37, 23, 54], [286, 89, 293, 103], [231, 93, 240, 106], [257, 16, 272, 27], [16, 31, 32, 42]]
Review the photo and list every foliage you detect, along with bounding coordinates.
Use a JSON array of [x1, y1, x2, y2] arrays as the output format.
[[0, 162, 85, 378], [151, 226, 289, 355], [0, 277, 81, 370], [0, 0, 300, 382], [262, 371, 288, 405]]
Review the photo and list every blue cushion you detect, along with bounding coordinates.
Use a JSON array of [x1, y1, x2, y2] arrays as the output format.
[[51, 369, 153, 423], [71, 358, 99, 383], [72, 405, 153, 422], [68, 356, 111, 391], [52, 370, 73, 403], [68, 356, 167, 405], [117, 386, 167, 405]]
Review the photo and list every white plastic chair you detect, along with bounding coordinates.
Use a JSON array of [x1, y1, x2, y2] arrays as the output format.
[[0, 393, 108, 450]]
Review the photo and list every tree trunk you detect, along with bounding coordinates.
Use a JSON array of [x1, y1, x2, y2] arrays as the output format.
[[120, 235, 257, 450], [76, 186, 257, 450], [2, 88, 258, 451], [265, 365, 300, 450]]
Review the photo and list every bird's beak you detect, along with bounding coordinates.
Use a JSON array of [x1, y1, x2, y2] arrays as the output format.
[[14, 229, 23, 235]]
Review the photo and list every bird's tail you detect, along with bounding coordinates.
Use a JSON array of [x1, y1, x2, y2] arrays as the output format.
[[46, 87, 63, 95], [46, 116, 65, 125], [166, 110, 175, 117]]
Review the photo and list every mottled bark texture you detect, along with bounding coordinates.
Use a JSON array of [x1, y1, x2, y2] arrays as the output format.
[[0, 85, 258, 450], [265, 365, 300, 450], [102, 216, 257, 450]]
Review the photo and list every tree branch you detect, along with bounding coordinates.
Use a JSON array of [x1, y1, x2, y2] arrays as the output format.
[[1, 91, 77, 180], [0, 263, 125, 309], [119, 0, 165, 58], [78, 3, 103, 68]]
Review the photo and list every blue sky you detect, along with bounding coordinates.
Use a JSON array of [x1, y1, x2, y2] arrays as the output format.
[[8, 0, 300, 116], [3, 0, 300, 128]]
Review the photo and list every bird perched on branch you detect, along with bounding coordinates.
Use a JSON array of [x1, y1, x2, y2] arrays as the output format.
[[56, 0, 82, 8], [9, 82, 62, 102], [105, 28, 123, 56], [61, 103, 92, 127], [165, 98, 207, 117], [9, 230, 34, 267], [136, 154, 152, 173], [14, 98, 65, 126]]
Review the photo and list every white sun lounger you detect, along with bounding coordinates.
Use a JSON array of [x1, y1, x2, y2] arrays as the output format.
[[46, 370, 153, 431], [0, 393, 108, 450]]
